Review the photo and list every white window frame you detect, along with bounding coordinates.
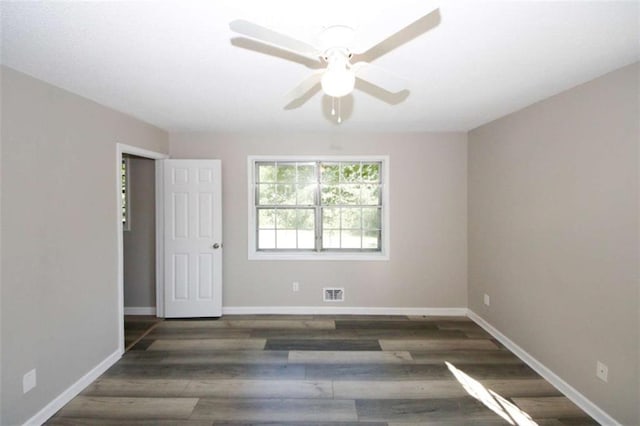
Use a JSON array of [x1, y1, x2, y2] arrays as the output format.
[[247, 155, 390, 261], [121, 156, 131, 231]]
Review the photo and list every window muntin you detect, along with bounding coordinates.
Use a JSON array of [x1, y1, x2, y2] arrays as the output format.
[[254, 160, 383, 253], [121, 156, 131, 231]]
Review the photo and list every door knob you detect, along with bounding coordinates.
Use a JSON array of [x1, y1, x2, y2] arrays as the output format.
[[212, 243, 221, 249]]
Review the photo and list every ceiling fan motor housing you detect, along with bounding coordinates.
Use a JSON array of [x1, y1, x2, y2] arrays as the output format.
[[318, 25, 356, 57], [321, 48, 356, 98]]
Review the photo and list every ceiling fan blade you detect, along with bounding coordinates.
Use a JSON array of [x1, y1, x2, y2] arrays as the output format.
[[352, 62, 407, 94], [230, 19, 320, 60], [284, 70, 324, 106], [352, 1, 440, 56]]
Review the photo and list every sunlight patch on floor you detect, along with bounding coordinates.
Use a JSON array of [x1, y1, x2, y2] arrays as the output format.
[[446, 361, 537, 426]]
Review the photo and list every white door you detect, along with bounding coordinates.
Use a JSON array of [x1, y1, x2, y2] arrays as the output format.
[[163, 159, 222, 317]]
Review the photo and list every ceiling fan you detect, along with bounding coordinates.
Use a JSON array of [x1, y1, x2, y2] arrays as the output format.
[[229, 3, 440, 116]]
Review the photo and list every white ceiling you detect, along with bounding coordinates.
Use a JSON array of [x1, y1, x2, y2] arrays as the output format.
[[1, 1, 638, 133]]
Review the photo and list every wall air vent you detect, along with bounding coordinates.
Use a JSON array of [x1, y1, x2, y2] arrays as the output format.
[[323, 287, 345, 302]]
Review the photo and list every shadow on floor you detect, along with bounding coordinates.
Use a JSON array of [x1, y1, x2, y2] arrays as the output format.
[[124, 315, 163, 351]]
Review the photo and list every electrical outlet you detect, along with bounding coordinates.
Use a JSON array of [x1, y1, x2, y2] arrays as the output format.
[[596, 361, 608, 382], [292, 281, 299, 292], [484, 294, 490, 306], [23, 369, 36, 394]]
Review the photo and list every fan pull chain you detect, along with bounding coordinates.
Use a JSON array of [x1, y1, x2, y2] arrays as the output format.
[[337, 98, 342, 124], [331, 97, 336, 116]]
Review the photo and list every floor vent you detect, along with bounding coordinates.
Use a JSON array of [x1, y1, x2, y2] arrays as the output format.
[[323, 288, 345, 302]]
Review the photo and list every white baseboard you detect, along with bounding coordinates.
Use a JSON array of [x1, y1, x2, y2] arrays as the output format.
[[467, 310, 619, 426], [222, 306, 468, 316], [23, 349, 121, 426], [123, 306, 157, 315]]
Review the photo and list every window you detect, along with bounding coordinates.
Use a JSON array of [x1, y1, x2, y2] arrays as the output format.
[[248, 156, 389, 260], [121, 156, 131, 231]]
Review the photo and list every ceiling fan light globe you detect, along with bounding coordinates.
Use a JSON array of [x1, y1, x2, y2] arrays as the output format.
[[321, 68, 355, 98]]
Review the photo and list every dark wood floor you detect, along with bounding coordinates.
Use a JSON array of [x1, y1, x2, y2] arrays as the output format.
[[48, 315, 597, 425], [124, 315, 163, 351]]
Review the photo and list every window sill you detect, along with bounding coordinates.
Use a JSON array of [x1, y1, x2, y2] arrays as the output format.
[[248, 251, 389, 261]]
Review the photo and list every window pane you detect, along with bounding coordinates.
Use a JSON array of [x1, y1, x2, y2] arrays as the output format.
[[258, 209, 275, 228], [297, 163, 316, 183], [258, 230, 276, 249], [277, 163, 296, 183], [361, 184, 380, 205], [297, 209, 315, 229], [321, 185, 341, 205], [296, 184, 315, 205], [277, 184, 296, 205], [361, 163, 380, 182], [341, 163, 361, 182], [341, 230, 362, 249], [323, 230, 341, 248], [276, 209, 297, 229], [258, 163, 276, 182], [362, 207, 380, 229], [322, 207, 340, 228], [363, 230, 380, 249], [258, 184, 278, 205], [341, 208, 361, 229], [298, 230, 315, 249], [340, 184, 360, 205], [321, 163, 339, 183], [276, 230, 297, 249]]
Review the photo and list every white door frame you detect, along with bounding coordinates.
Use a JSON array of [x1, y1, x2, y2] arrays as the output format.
[[116, 143, 168, 355]]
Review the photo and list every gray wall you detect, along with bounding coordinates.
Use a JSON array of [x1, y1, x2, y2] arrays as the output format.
[[170, 132, 468, 309], [0, 67, 168, 425], [468, 63, 639, 425], [123, 156, 156, 309]]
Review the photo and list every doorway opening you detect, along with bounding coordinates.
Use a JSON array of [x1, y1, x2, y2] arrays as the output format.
[[116, 144, 168, 354], [122, 154, 162, 350]]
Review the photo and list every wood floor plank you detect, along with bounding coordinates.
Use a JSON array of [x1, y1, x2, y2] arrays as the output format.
[[289, 350, 413, 364], [435, 321, 488, 330], [380, 338, 499, 351], [82, 379, 190, 397], [183, 379, 332, 399], [104, 363, 306, 380], [190, 398, 358, 422], [148, 329, 252, 339], [160, 350, 290, 365], [222, 314, 317, 320], [251, 328, 467, 340], [265, 339, 381, 351], [442, 362, 540, 379], [160, 319, 335, 329], [410, 350, 523, 364], [304, 363, 539, 381], [305, 364, 450, 380], [335, 320, 439, 330], [387, 421, 514, 426], [147, 338, 266, 351], [209, 423, 388, 426], [120, 350, 291, 365], [46, 418, 213, 425], [356, 397, 499, 422], [129, 339, 156, 351], [511, 396, 588, 418], [55, 396, 198, 420], [314, 314, 409, 321], [334, 378, 560, 399], [408, 315, 473, 322]]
